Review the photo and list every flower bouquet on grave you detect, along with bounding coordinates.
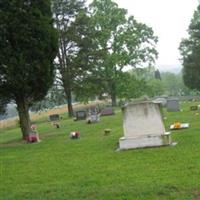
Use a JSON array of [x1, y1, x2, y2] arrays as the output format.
[[26, 125, 41, 143], [70, 131, 80, 139], [170, 122, 189, 130], [174, 122, 181, 129]]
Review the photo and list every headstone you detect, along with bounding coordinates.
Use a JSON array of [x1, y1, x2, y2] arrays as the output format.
[[119, 100, 172, 150], [190, 106, 198, 111], [75, 110, 87, 120], [49, 114, 60, 121], [100, 107, 115, 116], [153, 97, 167, 107], [87, 106, 100, 115], [167, 98, 180, 112], [49, 114, 60, 128], [86, 113, 100, 124]]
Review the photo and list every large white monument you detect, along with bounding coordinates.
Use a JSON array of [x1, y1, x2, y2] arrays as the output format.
[[119, 100, 172, 150]]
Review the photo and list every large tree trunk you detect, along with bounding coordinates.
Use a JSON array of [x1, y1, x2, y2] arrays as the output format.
[[111, 92, 117, 107], [64, 86, 74, 117], [110, 83, 117, 107], [16, 99, 31, 140]]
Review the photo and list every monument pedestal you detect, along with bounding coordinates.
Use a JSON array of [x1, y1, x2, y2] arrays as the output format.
[[119, 132, 171, 150]]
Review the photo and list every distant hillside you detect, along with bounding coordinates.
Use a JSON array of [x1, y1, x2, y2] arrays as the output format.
[[158, 64, 182, 74], [0, 103, 18, 120]]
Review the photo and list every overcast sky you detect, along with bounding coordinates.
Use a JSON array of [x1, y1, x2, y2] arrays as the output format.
[[88, 0, 198, 71], [113, 0, 199, 70]]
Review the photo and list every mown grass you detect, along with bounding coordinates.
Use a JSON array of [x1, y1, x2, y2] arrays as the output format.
[[0, 102, 200, 200]]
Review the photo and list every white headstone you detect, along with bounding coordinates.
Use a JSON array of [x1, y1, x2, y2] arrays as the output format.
[[119, 100, 171, 150]]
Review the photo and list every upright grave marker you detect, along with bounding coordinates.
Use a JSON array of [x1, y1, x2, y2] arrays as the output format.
[[49, 114, 60, 128], [74, 110, 87, 121], [167, 98, 180, 112], [119, 100, 172, 150], [100, 107, 115, 116]]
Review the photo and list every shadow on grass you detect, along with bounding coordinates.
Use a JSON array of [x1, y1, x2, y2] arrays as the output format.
[[193, 190, 200, 200], [0, 138, 26, 147], [0, 132, 63, 148]]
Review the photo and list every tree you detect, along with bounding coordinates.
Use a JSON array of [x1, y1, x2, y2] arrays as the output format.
[[52, 0, 92, 117], [154, 69, 161, 80], [88, 0, 158, 106], [0, 1, 58, 139], [161, 71, 195, 96], [116, 72, 147, 100], [179, 5, 200, 91], [31, 85, 67, 112], [145, 79, 164, 97]]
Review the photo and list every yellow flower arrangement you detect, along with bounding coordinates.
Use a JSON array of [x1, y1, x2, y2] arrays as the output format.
[[174, 122, 181, 129]]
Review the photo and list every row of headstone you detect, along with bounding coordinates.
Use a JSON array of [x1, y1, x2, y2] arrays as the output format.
[[154, 97, 200, 112], [74, 106, 115, 121], [48, 105, 115, 128], [49, 99, 177, 150]]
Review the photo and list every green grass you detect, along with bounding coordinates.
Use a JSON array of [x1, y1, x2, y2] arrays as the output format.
[[0, 102, 200, 200]]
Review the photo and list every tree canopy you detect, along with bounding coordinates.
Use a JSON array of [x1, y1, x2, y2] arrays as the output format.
[[179, 5, 200, 91], [52, 0, 92, 117], [87, 0, 158, 105], [0, 0, 58, 138]]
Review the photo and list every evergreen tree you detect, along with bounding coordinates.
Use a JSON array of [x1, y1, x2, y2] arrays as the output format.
[[0, 0, 58, 139], [154, 69, 161, 80], [179, 5, 200, 91]]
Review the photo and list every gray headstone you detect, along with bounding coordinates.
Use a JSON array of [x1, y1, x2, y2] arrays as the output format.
[[86, 113, 100, 123], [100, 107, 115, 116], [75, 110, 87, 120], [49, 114, 60, 121], [167, 98, 180, 112]]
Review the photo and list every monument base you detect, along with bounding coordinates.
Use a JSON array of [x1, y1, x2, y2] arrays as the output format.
[[119, 132, 171, 150]]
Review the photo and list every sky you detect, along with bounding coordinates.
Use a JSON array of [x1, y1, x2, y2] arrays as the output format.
[[88, 0, 199, 72], [113, 0, 199, 71]]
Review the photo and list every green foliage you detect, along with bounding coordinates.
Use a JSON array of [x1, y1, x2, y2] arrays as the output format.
[[30, 85, 67, 112], [146, 79, 164, 97], [1, 102, 200, 199], [127, 67, 164, 98], [0, 97, 9, 115], [86, 0, 158, 104], [161, 72, 193, 96], [52, 0, 92, 115], [179, 5, 200, 91], [0, 0, 58, 137], [116, 72, 147, 100], [0, 0, 58, 103]]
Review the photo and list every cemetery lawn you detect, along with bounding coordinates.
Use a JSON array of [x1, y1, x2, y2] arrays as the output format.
[[1, 102, 200, 200]]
